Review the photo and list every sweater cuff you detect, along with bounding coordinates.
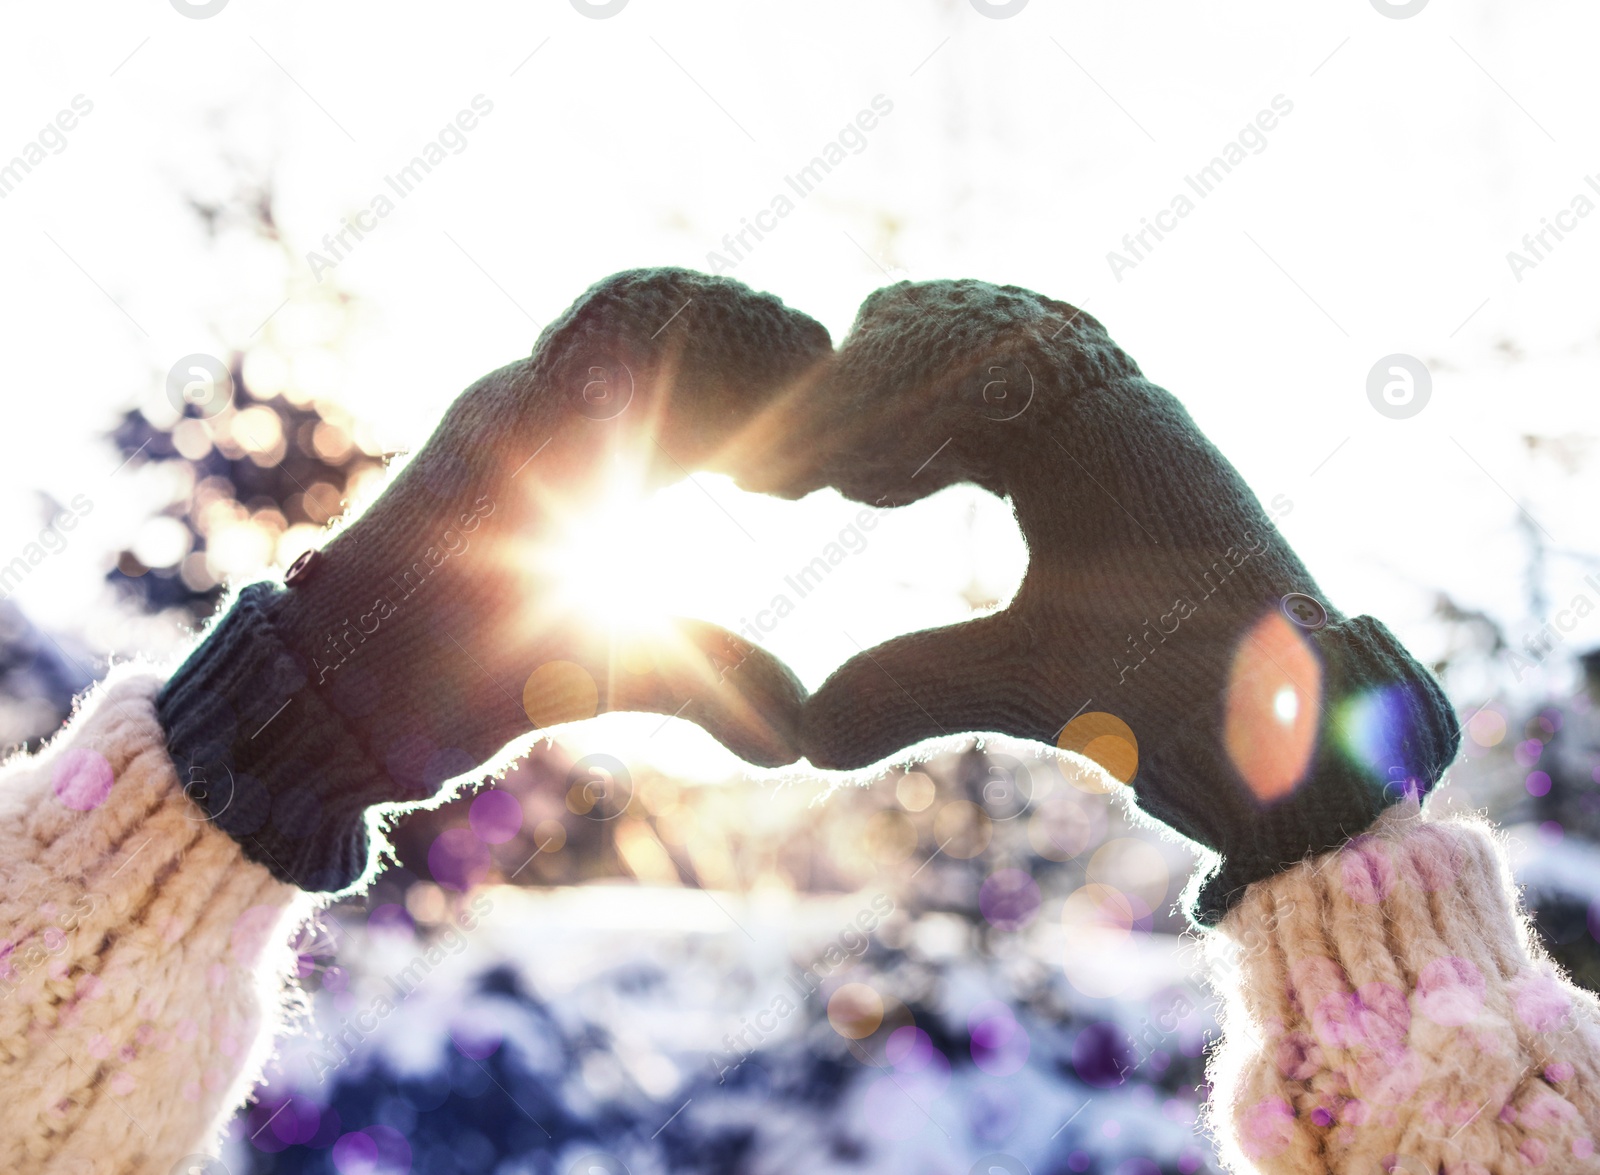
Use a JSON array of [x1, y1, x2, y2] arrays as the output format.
[[156, 583, 401, 892], [0, 669, 307, 1172], [1206, 805, 1600, 1173], [1188, 614, 1461, 926]]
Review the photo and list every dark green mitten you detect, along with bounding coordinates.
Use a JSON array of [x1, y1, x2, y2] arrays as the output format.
[[784, 280, 1458, 924], [159, 268, 831, 891]]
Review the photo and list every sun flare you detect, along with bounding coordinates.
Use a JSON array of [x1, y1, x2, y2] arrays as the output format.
[[540, 478, 676, 632], [520, 461, 791, 782]]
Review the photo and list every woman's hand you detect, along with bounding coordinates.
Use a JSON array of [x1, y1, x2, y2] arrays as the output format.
[[158, 268, 832, 891], [775, 279, 1458, 922]]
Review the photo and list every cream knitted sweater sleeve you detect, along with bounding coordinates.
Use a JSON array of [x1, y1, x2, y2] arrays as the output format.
[[1207, 802, 1600, 1173], [0, 667, 312, 1175]]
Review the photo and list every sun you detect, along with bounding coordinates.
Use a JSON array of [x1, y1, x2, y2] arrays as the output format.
[[525, 450, 776, 645], [537, 472, 675, 633], [519, 459, 797, 782]]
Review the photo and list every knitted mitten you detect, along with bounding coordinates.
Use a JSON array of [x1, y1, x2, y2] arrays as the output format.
[[782, 279, 1459, 924], [158, 268, 832, 892]]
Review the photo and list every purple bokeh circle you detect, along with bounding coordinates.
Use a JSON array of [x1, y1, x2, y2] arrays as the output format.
[[979, 868, 1042, 931], [886, 1025, 936, 1072], [1072, 1021, 1133, 1089], [428, 828, 491, 891], [469, 789, 524, 844]]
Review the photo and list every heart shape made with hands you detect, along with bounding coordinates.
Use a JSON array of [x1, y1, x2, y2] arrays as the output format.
[[275, 267, 1451, 917]]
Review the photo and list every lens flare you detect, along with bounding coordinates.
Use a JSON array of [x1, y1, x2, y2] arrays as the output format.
[[1224, 611, 1321, 803], [1335, 683, 1434, 799]]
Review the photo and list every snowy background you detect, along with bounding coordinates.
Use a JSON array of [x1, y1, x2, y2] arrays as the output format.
[[2, 1, 1599, 1172]]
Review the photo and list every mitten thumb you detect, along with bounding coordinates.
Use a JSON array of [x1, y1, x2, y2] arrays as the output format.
[[514, 617, 808, 769], [800, 612, 1068, 770]]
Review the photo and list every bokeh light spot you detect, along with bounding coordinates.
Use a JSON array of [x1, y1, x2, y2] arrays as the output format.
[[828, 982, 885, 1039], [933, 800, 993, 858], [469, 788, 523, 844], [896, 770, 936, 811], [428, 827, 492, 892], [523, 660, 600, 728], [331, 1131, 378, 1174], [329, 1123, 413, 1174], [969, 1000, 1030, 1076], [1467, 708, 1506, 747], [886, 1025, 936, 1072], [533, 819, 568, 854], [1057, 712, 1138, 785], [980, 868, 1042, 931], [1071, 1020, 1132, 1088], [1086, 838, 1171, 912], [863, 809, 918, 865]]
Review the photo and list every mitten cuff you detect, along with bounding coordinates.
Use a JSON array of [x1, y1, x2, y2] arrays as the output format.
[[156, 583, 399, 893], [1187, 614, 1460, 926]]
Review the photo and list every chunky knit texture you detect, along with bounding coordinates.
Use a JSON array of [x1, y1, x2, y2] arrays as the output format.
[[158, 268, 828, 892], [1209, 803, 1600, 1173], [785, 279, 1460, 923], [155, 583, 391, 892], [0, 668, 309, 1175]]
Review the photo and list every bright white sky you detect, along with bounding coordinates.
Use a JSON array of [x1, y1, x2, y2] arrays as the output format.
[[2, 0, 1597, 776]]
